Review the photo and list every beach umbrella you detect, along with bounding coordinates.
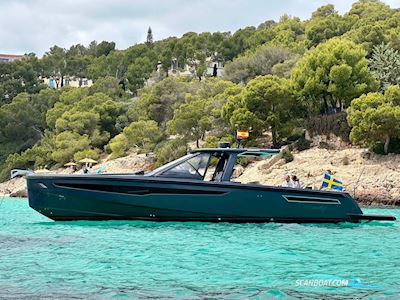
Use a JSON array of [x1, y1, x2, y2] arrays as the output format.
[[79, 158, 98, 164], [79, 158, 98, 168], [64, 162, 77, 167]]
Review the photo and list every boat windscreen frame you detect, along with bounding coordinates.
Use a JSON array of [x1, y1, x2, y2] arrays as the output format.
[[146, 148, 280, 182], [147, 151, 231, 182], [156, 152, 212, 180], [146, 153, 201, 177]]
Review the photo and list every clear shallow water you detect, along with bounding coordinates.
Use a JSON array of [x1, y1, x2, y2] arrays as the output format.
[[0, 198, 399, 299]]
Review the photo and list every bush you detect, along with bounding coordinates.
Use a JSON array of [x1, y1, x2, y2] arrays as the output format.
[[203, 135, 236, 148], [124, 120, 164, 152], [306, 112, 350, 142], [155, 139, 188, 167], [287, 128, 305, 142], [295, 137, 311, 151], [342, 155, 349, 165], [236, 156, 252, 167], [107, 133, 129, 158], [203, 136, 220, 148], [282, 150, 294, 163], [372, 138, 400, 155]]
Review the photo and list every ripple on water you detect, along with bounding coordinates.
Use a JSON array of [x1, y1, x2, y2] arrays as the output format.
[[0, 198, 399, 299]]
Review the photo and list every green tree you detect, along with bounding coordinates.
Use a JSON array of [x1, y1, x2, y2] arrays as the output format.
[[292, 38, 378, 114], [342, 1, 395, 53], [222, 75, 294, 146], [51, 132, 91, 164], [123, 120, 163, 152], [95, 41, 116, 57], [65, 53, 91, 85], [219, 26, 256, 61], [47, 91, 123, 165], [223, 45, 293, 83], [87, 50, 127, 82], [0, 135, 55, 182], [155, 139, 188, 166], [228, 108, 263, 136], [0, 90, 58, 163], [0, 55, 45, 104], [46, 87, 89, 129], [190, 51, 207, 80], [127, 77, 194, 127], [347, 85, 400, 153], [89, 76, 125, 99], [242, 75, 295, 146], [125, 57, 154, 94], [106, 133, 129, 158], [167, 96, 213, 147], [59, 93, 122, 139], [306, 5, 350, 48], [41, 46, 67, 88], [146, 27, 154, 46], [220, 85, 246, 123]]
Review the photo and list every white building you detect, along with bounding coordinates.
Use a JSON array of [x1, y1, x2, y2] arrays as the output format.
[[0, 53, 23, 63], [205, 58, 224, 77], [167, 57, 224, 78], [42, 77, 93, 89]]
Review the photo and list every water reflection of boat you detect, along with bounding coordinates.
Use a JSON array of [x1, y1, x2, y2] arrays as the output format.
[[27, 147, 396, 223]]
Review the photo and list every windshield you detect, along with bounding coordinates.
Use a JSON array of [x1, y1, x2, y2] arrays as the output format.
[[155, 153, 211, 180]]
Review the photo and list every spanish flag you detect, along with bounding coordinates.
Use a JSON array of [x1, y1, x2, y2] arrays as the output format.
[[321, 173, 343, 191], [236, 129, 249, 140]]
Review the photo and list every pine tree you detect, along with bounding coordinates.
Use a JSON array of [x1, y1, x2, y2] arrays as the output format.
[[370, 43, 400, 90], [146, 27, 153, 46]]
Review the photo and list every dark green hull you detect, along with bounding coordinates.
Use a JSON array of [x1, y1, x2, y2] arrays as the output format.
[[26, 174, 394, 223]]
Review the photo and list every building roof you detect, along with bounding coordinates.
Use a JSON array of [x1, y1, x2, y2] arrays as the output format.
[[0, 54, 24, 59]]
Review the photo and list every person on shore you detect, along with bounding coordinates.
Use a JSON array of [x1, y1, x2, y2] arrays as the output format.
[[281, 175, 294, 187], [83, 165, 89, 174], [292, 175, 301, 188]]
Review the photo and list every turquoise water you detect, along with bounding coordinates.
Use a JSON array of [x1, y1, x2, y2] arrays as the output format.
[[0, 197, 399, 299]]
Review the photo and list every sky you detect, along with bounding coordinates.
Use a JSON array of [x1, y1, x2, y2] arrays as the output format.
[[1, 0, 399, 56]]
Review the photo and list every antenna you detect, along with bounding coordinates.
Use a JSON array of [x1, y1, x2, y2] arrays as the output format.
[[353, 167, 365, 200]]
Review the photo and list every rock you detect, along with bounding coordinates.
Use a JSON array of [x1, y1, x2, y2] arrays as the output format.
[[10, 189, 27, 198], [233, 165, 245, 178], [0, 177, 27, 197]]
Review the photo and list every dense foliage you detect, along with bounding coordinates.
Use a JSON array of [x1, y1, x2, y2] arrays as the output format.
[[2, 0, 400, 181], [347, 85, 400, 154]]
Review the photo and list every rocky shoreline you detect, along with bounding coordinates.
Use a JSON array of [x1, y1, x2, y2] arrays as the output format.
[[237, 147, 400, 206], [1, 147, 399, 207]]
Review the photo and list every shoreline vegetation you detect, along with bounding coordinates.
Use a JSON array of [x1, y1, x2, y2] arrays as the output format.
[[1, 1, 400, 206]]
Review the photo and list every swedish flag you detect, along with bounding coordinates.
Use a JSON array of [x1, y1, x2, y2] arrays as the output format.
[[321, 173, 343, 191]]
